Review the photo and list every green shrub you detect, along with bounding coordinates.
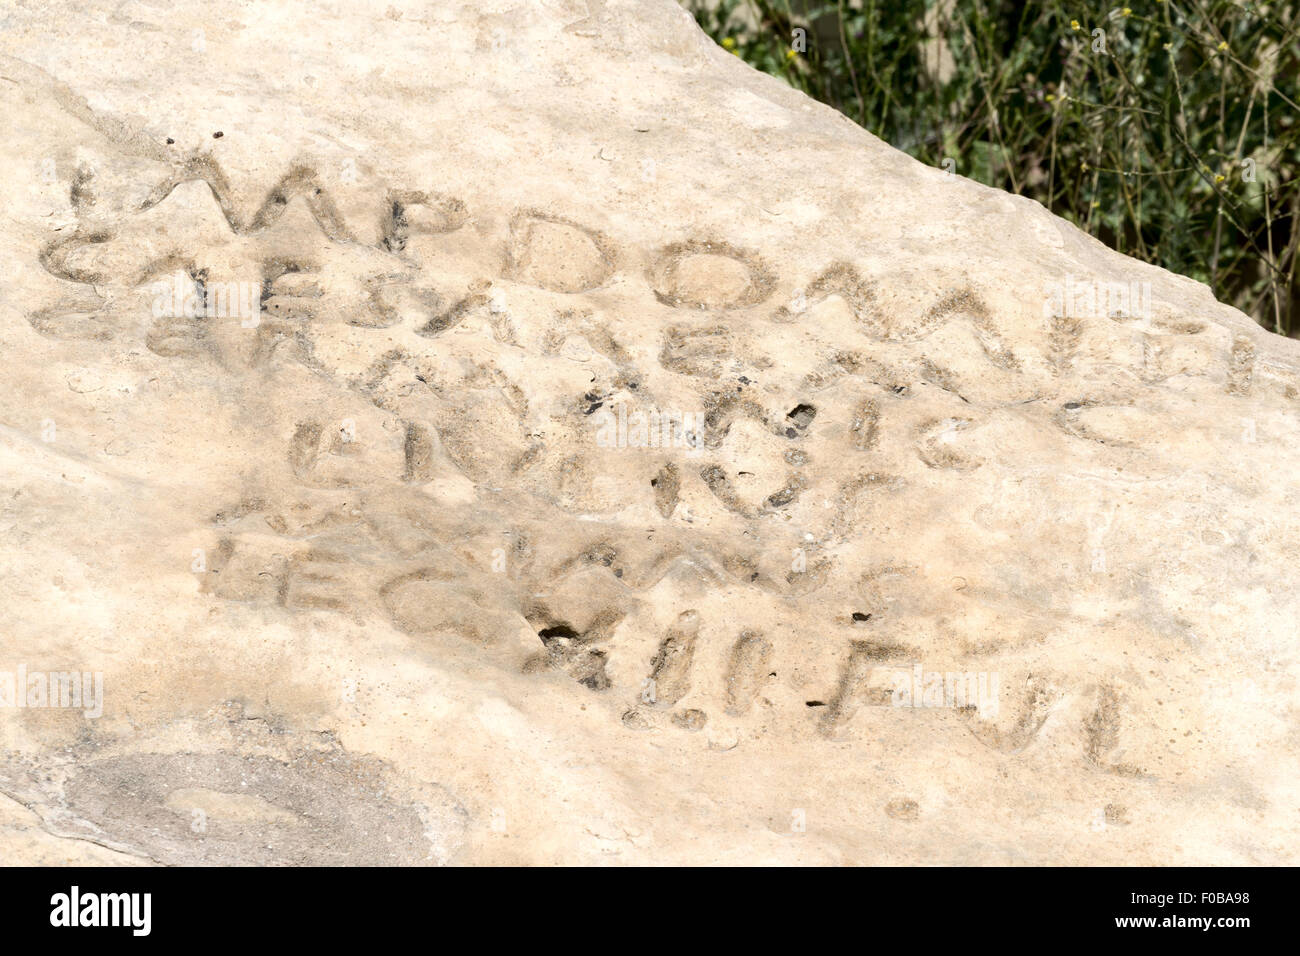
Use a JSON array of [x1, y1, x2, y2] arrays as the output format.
[[688, 0, 1300, 336]]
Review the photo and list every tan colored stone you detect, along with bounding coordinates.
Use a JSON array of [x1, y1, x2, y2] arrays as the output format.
[[0, 0, 1296, 865]]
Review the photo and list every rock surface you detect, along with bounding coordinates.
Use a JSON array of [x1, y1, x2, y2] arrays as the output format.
[[0, 0, 1296, 865]]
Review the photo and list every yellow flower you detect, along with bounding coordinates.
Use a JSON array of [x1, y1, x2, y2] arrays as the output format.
[[1046, 93, 1056, 102], [1163, 42, 1172, 51], [1217, 40, 1228, 51], [722, 36, 736, 50], [1122, 7, 1131, 15], [785, 49, 798, 61], [1091, 200, 1100, 208], [1082, 161, 1089, 171], [1071, 19, 1081, 30], [1215, 174, 1226, 183]]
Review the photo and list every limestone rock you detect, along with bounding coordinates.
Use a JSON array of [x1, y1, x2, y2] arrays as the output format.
[[0, 0, 1296, 865]]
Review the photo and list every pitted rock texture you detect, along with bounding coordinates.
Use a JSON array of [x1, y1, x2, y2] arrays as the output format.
[[0, 0, 1296, 865]]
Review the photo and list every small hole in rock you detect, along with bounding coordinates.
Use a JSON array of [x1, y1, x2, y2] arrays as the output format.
[[537, 624, 579, 644], [786, 404, 817, 429]]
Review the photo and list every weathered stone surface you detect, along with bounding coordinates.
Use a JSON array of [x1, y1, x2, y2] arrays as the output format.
[[0, 0, 1296, 865]]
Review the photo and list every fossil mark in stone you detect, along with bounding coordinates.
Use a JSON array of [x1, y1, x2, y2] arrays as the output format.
[[774, 261, 876, 325], [523, 607, 628, 690], [1052, 397, 1162, 448], [204, 537, 289, 605], [885, 798, 920, 821], [28, 158, 468, 347], [1048, 314, 1084, 377], [819, 471, 905, 544], [785, 552, 835, 596], [403, 422, 435, 482], [286, 419, 383, 488], [819, 639, 910, 735], [27, 297, 115, 341], [857, 565, 918, 621], [645, 610, 700, 707], [778, 265, 1014, 360], [723, 630, 772, 716], [962, 675, 1059, 754], [672, 708, 708, 731], [1080, 683, 1144, 775], [69, 163, 96, 212], [350, 276, 437, 330], [916, 358, 969, 400], [138, 157, 355, 240], [1138, 334, 1165, 384], [695, 466, 739, 514], [925, 288, 1018, 367], [382, 189, 469, 252], [504, 210, 617, 293], [38, 230, 115, 285], [415, 289, 492, 337], [1108, 308, 1207, 336], [380, 567, 504, 643], [651, 462, 681, 517], [1227, 335, 1255, 395], [658, 323, 733, 377], [648, 239, 775, 310], [849, 397, 881, 450], [699, 388, 771, 446], [914, 416, 984, 471], [280, 548, 354, 611]]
